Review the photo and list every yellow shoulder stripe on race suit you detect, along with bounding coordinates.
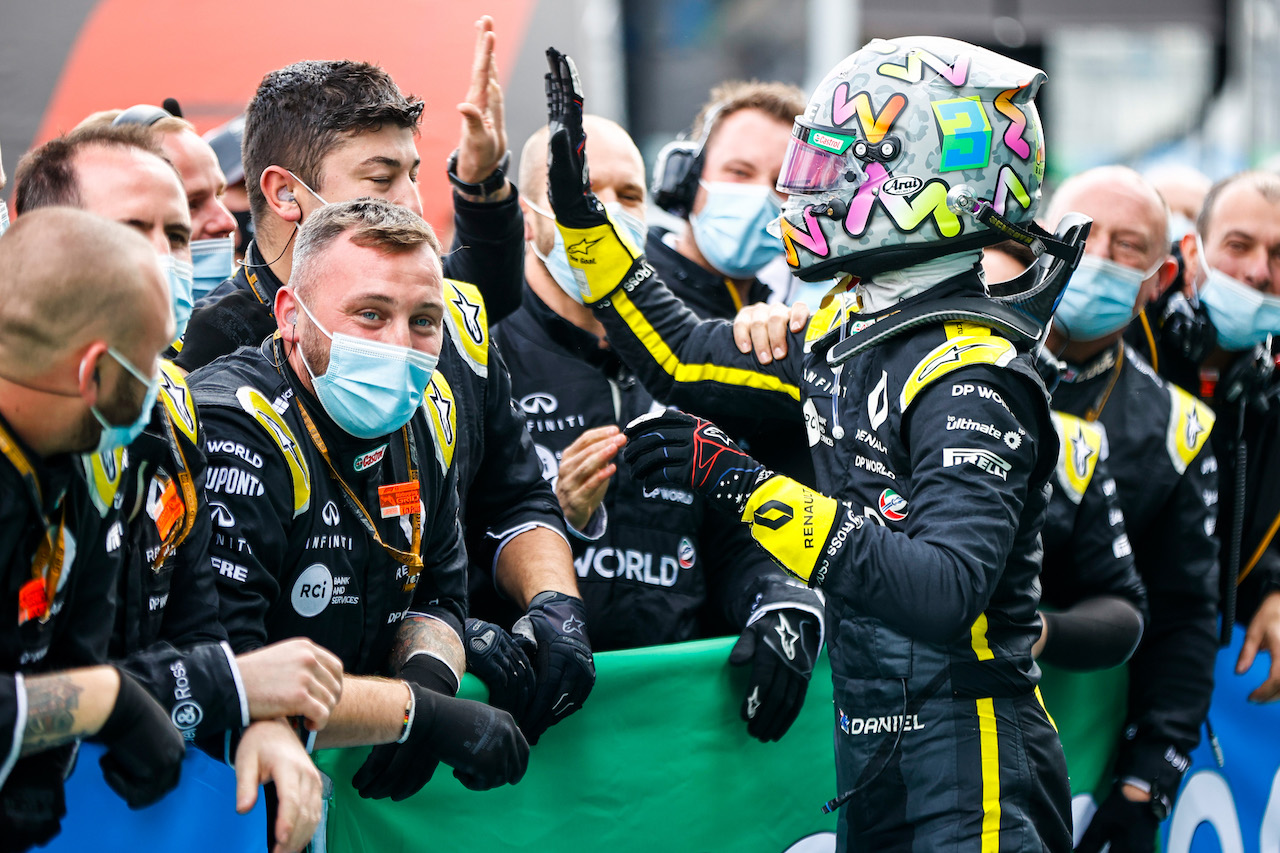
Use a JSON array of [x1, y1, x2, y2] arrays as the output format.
[[609, 289, 802, 403], [1165, 384, 1214, 476], [1049, 411, 1104, 506], [158, 360, 199, 447], [740, 475, 840, 585], [899, 324, 1017, 412], [442, 279, 489, 378], [423, 371, 457, 474], [81, 446, 127, 518], [235, 386, 311, 517]]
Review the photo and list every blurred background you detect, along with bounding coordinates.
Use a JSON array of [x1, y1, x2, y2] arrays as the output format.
[[0, 0, 1276, 232]]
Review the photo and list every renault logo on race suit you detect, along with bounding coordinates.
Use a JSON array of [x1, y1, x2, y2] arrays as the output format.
[[753, 500, 794, 530]]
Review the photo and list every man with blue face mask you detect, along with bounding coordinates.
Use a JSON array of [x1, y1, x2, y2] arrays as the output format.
[[189, 199, 528, 806], [1141, 171, 1280, 716], [489, 105, 825, 744], [1036, 166, 1221, 852]]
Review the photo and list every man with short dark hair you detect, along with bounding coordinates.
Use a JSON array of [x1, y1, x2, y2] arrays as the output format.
[[0, 208, 185, 850], [189, 199, 528, 807]]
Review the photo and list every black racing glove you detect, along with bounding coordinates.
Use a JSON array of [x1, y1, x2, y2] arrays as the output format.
[[0, 745, 75, 851], [544, 46, 649, 304], [354, 683, 529, 797], [1075, 786, 1160, 852], [624, 409, 772, 516], [464, 617, 535, 721], [511, 591, 595, 744], [729, 607, 822, 742], [352, 655, 458, 800], [173, 289, 278, 372], [88, 667, 185, 809]]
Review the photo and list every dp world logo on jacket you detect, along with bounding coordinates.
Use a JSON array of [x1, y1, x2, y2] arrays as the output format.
[[574, 545, 693, 587]]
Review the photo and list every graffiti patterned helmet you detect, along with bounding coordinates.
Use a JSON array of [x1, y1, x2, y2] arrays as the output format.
[[776, 36, 1047, 280]]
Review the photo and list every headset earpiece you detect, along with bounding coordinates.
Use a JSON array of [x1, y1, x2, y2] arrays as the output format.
[[651, 102, 726, 218], [277, 186, 296, 203]]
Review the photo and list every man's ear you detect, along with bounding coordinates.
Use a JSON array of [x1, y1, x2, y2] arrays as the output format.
[[1179, 231, 1202, 295], [1154, 257, 1179, 299], [262, 166, 301, 224], [276, 287, 300, 343], [518, 197, 535, 243], [76, 341, 111, 407]]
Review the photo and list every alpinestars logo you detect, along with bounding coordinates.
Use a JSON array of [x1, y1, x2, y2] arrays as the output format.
[[753, 500, 794, 530], [566, 236, 603, 262], [1069, 426, 1095, 479], [1184, 406, 1206, 450], [429, 384, 454, 445], [868, 371, 889, 430], [774, 613, 800, 660], [450, 290, 485, 345], [562, 614, 585, 634], [916, 342, 991, 382], [746, 686, 761, 719]]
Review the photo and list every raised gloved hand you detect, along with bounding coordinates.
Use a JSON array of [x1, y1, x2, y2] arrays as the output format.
[[623, 409, 771, 516], [730, 607, 823, 742], [88, 667, 185, 809], [511, 591, 595, 744], [544, 46, 650, 304], [1075, 785, 1160, 852], [464, 617, 535, 721], [0, 746, 75, 850]]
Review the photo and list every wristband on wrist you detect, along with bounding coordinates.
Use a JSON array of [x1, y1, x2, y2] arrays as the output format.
[[396, 684, 416, 745], [447, 149, 510, 200]]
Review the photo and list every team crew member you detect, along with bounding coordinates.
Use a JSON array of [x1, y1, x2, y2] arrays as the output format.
[[1035, 167, 1219, 851], [188, 200, 528, 804], [1132, 171, 1280, 706], [488, 115, 823, 742], [643, 81, 813, 483], [14, 124, 345, 853], [984, 242, 1147, 670], [542, 40, 1073, 850], [177, 46, 592, 744], [0, 209, 185, 849]]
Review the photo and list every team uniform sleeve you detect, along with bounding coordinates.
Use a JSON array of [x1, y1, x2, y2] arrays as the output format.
[[1058, 456, 1148, 616], [463, 341, 568, 585], [1120, 441, 1220, 777], [443, 190, 526, 325], [198, 405, 296, 655], [591, 268, 805, 423], [741, 366, 1044, 645]]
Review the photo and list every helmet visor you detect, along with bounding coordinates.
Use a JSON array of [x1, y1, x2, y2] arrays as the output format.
[[776, 123, 862, 195]]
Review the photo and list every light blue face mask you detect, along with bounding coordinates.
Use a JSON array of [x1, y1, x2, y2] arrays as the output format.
[[91, 347, 159, 453], [157, 254, 195, 343], [690, 181, 785, 279], [0, 203, 9, 237], [1054, 254, 1160, 342], [294, 296, 438, 440], [527, 199, 647, 305], [190, 237, 236, 300], [1198, 262, 1280, 351]]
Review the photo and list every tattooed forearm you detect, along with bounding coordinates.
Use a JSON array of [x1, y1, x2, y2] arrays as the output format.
[[389, 616, 464, 675], [21, 675, 82, 755]]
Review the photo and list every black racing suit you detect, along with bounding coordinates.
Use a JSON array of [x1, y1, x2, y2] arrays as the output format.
[[104, 362, 246, 745], [591, 267, 1071, 851], [0, 416, 121, 826], [646, 227, 816, 485], [490, 288, 822, 649], [186, 338, 469, 675], [1037, 411, 1147, 670], [1050, 342, 1219, 808]]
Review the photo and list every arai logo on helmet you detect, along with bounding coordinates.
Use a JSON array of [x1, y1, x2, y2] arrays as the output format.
[[678, 537, 696, 569], [878, 488, 908, 522], [882, 176, 923, 196]]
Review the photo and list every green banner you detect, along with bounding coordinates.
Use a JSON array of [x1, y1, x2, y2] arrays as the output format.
[[314, 641, 1128, 851], [316, 638, 838, 852]]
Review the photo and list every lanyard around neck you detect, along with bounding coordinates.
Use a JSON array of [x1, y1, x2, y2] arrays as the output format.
[[0, 420, 68, 623]]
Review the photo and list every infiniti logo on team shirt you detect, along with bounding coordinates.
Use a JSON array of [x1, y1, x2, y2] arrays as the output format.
[[519, 393, 558, 414]]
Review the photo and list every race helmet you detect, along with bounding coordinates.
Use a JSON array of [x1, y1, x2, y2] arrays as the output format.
[[775, 36, 1047, 281]]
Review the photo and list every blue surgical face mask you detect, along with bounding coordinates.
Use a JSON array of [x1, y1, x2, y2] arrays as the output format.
[[1054, 254, 1160, 342], [294, 295, 438, 439], [526, 199, 647, 305], [91, 347, 159, 453], [157, 254, 195, 342], [690, 181, 785, 279], [1197, 243, 1280, 351], [0, 203, 9, 237], [190, 237, 236, 300]]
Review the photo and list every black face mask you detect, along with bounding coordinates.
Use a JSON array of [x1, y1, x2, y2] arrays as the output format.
[[233, 209, 255, 256]]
